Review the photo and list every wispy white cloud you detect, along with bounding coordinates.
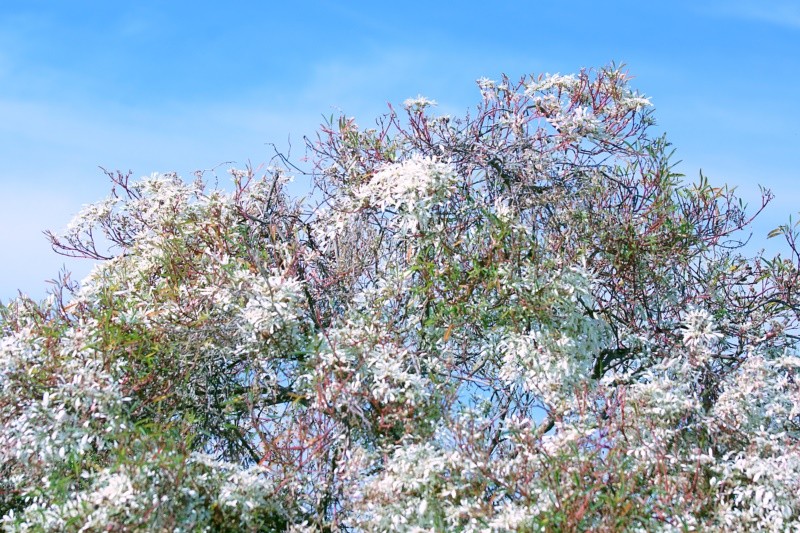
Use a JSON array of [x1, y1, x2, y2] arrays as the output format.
[[0, 89, 328, 301], [702, 0, 800, 29], [0, 184, 94, 302], [0, 48, 453, 301]]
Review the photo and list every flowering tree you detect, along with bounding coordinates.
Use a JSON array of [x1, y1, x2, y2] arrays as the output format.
[[2, 65, 800, 531]]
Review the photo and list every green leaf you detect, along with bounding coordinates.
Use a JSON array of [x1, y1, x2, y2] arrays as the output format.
[[768, 227, 784, 239]]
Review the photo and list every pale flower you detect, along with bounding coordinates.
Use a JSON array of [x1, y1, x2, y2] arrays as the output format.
[[403, 95, 437, 111], [682, 307, 722, 351], [524, 73, 579, 95]]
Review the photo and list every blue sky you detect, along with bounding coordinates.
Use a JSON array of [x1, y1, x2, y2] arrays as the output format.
[[1, 0, 798, 302]]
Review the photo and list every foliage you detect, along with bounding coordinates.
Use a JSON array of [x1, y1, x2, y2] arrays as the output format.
[[2, 65, 800, 531]]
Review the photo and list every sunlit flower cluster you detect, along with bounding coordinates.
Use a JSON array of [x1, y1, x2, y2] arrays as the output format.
[[682, 306, 723, 356], [499, 267, 610, 408], [339, 154, 458, 236]]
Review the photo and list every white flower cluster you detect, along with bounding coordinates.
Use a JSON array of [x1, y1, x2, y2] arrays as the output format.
[[2, 452, 287, 532], [714, 449, 800, 531], [0, 312, 129, 493], [345, 154, 458, 234], [551, 105, 600, 136], [234, 268, 304, 340], [64, 197, 121, 239], [1, 170, 314, 531], [307, 318, 434, 420], [476, 77, 496, 100], [499, 267, 609, 408], [524, 73, 580, 94], [353, 156, 457, 215], [515, 70, 653, 145], [682, 306, 723, 358], [403, 95, 437, 111]]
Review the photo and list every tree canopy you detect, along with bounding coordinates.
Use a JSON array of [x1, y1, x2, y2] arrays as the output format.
[[2, 65, 800, 531]]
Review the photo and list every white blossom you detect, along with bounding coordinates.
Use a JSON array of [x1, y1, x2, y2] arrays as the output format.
[[403, 95, 437, 110]]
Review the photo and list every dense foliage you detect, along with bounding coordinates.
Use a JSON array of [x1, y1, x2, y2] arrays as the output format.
[[2, 66, 800, 531]]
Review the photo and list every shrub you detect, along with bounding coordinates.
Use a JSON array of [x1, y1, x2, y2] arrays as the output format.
[[2, 65, 799, 531]]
